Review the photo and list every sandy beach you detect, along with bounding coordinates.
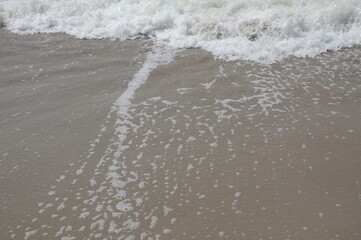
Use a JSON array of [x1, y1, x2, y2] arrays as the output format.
[[1, 29, 361, 239]]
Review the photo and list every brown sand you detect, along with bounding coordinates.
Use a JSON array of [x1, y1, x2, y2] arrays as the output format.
[[1, 30, 361, 240]]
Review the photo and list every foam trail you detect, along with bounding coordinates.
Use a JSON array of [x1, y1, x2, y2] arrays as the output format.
[[115, 43, 176, 121], [108, 43, 177, 188]]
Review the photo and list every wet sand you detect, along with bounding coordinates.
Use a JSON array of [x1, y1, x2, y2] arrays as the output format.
[[1, 30, 361, 240]]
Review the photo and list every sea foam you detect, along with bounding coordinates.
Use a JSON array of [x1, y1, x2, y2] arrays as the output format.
[[1, 0, 361, 62]]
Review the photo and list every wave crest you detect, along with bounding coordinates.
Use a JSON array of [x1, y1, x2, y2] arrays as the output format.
[[2, 0, 361, 62]]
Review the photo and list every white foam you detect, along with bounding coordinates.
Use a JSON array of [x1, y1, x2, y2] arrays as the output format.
[[24, 230, 37, 240], [149, 216, 158, 228], [116, 200, 133, 212], [2, 0, 361, 62], [163, 206, 173, 216]]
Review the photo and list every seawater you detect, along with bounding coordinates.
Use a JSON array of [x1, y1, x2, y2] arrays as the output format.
[[1, 0, 361, 62]]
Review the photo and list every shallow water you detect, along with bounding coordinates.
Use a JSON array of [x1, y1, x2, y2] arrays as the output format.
[[1, 30, 361, 239]]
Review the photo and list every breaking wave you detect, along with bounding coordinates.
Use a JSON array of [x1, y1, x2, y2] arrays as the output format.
[[1, 0, 361, 62]]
